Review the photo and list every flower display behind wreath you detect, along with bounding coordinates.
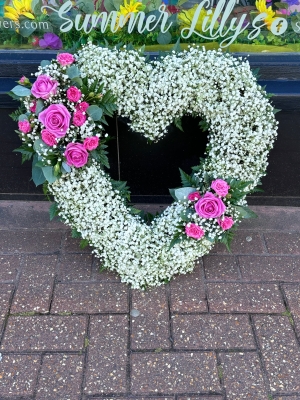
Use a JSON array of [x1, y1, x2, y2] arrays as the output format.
[[10, 44, 278, 289]]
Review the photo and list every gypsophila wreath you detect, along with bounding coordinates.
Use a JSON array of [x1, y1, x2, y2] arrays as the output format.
[[10, 44, 278, 289]]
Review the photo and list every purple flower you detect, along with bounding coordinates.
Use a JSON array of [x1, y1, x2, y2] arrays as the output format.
[[285, 0, 299, 5], [39, 33, 63, 50]]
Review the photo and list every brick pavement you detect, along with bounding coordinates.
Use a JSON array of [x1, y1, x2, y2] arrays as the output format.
[[0, 201, 299, 399]]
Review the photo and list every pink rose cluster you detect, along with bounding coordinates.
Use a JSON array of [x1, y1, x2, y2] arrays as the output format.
[[57, 53, 75, 66], [31, 75, 58, 99], [211, 179, 230, 197], [64, 136, 99, 168], [185, 223, 204, 239], [18, 120, 31, 133], [38, 104, 71, 138]]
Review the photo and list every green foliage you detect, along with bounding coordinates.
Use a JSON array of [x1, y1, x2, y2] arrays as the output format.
[[174, 117, 183, 132], [9, 106, 27, 122], [179, 168, 198, 187], [90, 143, 110, 169], [71, 228, 82, 238], [219, 225, 237, 252], [169, 227, 184, 249], [49, 202, 59, 221], [111, 179, 131, 201], [80, 239, 90, 249], [13, 145, 34, 164], [234, 205, 258, 219]]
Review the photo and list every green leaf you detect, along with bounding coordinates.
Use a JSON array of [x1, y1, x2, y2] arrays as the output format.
[[80, 239, 89, 249], [19, 20, 36, 37], [157, 31, 172, 45], [42, 166, 57, 184], [49, 202, 59, 221], [174, 117, 183, 132], [61, 162, 71, 173], [71, 77, 83, 88], [169, 188, 177, 201], [234, 205, 258, 219], [104, 0, 116, 11], [35, 99, 44, 115], [87, 105, 103, 121], [18, 114, 28, 121], [33, 138, 48, 153], [171, 38, 182, 53], [274, 1, 288, 9], [174, 187, 195, 201], [66, 65, 80, 79], [40, 60, 51, 68], [32, 165, 46, 186], [71, 228, 81, 238], [179, 168, 196, 187], [11, 85, 31, 97]]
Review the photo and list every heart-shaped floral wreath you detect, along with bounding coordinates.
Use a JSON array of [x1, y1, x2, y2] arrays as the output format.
[[11, 44, 278, 288]]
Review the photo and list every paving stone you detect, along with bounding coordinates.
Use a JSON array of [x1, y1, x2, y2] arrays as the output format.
[[172, 314, 255, 349], [0, 354, 40, 397], [84, 315, 128, 394], [52, 282, 128, 313], [254, 315, 300, 392], [239, 256, 300, 282], [207, 283, 285, 313], [0, 201, 66, 229], [0, 230, 62, 253], [98, 398, 175, 400], [178, 397, 223, 400], [0, 255, 20, 281], [131, 352, 221, 393], [57, 253, 93, 281], [170, 266, 207, 312], [203, 255, 240, 280], [62, 231, 93, 253], [131, 286, 170, 349], [92, 258, 121, 281], [283, 284, 300, 334], [238, 206, 300, 231], [0, 284, 14, 332], [36, 354, 84, 399], [211, 231, 265, 254], [219, 352, 268, 399], [11, 255, 57, 314], [274, 397, 300, 400], [1, 316, 87, 351], [264, 232, 300, 255]]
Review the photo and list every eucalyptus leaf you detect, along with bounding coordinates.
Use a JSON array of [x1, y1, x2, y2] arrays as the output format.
[[174, 187, 195, 201], [40, 60, 51, 68], [42, 166, 57, 184], [61, 162, 71, 173], [11, 85, 31, 97], [87, 105, 103, 121], [19, 21, 36, 37], [33, 138, 49, 152], [32, 165, 46, 186], [104, 0, 116, 11], [66, 65, 80, 79], [35, 99, 44, 115], [79, 0, 94, 13], [157, 31, 172, 45], [112, 0, 123, 9], [18, 114, 28, 121], [71, 77, 83, 88]]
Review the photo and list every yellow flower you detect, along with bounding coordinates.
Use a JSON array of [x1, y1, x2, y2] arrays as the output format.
[[255, 0, 278, 29], [4, 0, 35, 22], [178, 5, 217, 33], [117, 0, 145, 26]]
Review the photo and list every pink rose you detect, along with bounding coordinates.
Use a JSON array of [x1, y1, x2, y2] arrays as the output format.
[[83, 136, 99, 150], [211, 179, 230, 197], [187, 191, 201, 201], [218, 216, 234, 230], [18, 120, 31, 133], [195, 192, 226, 219], [76, 102, 89, 112], [57, 53, 75, 66], [67, 86, 82, 102], [185, 223, 205, 239], [29, 100, 37, 113], [31, 75, 58, 99], [65, 142, 88, 168], [19, 76, 26, 84], [38, 104, 71, 138], [73, 111, 86, 127], [41, 129, 57, 146]]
